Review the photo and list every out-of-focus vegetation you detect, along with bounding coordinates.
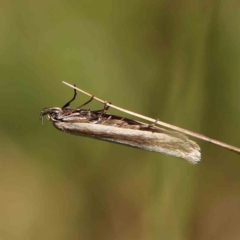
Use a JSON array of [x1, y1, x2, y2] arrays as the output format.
[[1, 1, 240, 239]]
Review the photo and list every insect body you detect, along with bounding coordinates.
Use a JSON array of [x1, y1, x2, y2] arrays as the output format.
[[40, 88, 201, 164]]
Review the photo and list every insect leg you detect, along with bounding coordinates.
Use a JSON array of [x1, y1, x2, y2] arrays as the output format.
[[77, 95, 94, 109], [95, 101, 111, 123], [62, 85, 77, 108]]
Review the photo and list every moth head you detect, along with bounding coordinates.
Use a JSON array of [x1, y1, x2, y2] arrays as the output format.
[[40, 107, 62, 124]]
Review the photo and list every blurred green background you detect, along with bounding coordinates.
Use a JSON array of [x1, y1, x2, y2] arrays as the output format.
[[1, 1, 240, 239]]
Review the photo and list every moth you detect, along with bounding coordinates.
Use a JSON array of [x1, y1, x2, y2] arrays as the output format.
[[40, 87, 201, 164]]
